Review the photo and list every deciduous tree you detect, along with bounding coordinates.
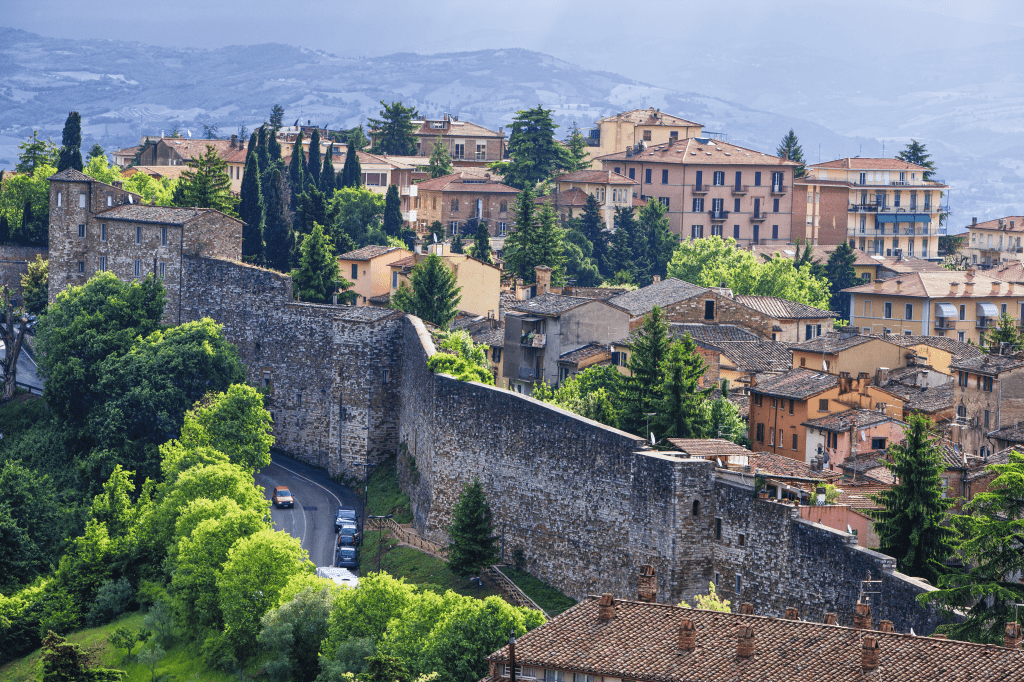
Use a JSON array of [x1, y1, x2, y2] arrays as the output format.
[[178, 384, 274, 473]]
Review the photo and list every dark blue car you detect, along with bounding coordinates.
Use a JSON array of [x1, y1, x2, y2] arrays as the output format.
[[336, 545, 358, 570]]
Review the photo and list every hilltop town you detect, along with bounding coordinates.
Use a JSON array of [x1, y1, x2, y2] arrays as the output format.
[[0, 101, 1022, 682]]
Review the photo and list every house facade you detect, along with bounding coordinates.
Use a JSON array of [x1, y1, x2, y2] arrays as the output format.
[[582, 107, 704, 165], [548, 169, 639, 230], [414, 172, 519, 238], [388, 243, 501, 319], [963, 215, 1024, 267], [802, 409, 906, 469], [128, 136, 249, 192], [950, 353, 1024, 458], [337, 245, 412, 305], [596, 137, 799, 244], [372, 114, 506, 166], [794, 158, 949, 259]]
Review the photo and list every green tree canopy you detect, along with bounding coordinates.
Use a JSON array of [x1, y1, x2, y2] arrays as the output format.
[[270, 104, 285, 129], [368, 101, 420, 156], [502, 193, 564, 283], [653, 335, 711, 441], [530, 365, 622, 428], [983, 312, 1024, 354], [637, 199, 677, 285], [560, 122, 591, 173], [262, 167, 294, 272], [446, 478, 499, 577], [332, 187, 385, 250], [171, 145, 237, 216], [427, 330, 493, 384], [776, 129, 805, 177], [238, 149, 266, 264], [468, 221, 493, 264], [391, 253, 462, 328], [320, 143, 337, 196], [21, 253, 48, 315], [306, 129, 322, 190], [16, 131, 58, 174], [292, 222, 342, 304], [579, 192, 611, 277], [57, 112, 84, 173], [489, 105, 563, 189], [383, 184, 403, 237], [41, 631, 125, 682], [259, 585, 334, 682], [824, 241, 858, 319], [178, 384, 274, 473], [427, 134, 454, 178], [620, 306, 670, 436], [288, 131, 306, 201], [869, 414, 956, 584], [339, 140, 363, 189], [896, 140, 936, 181]]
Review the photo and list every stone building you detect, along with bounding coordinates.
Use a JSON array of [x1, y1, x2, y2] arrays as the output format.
[[391, 114, 506, 166], [414, 171, 519, 239], [950, 353, 1024, 457], [789, 330, 909, 376], [126, 136, 249, 192], [596, 137, 800, 244], [963, 215, 1024, 267], [47, 169, 243, 320]]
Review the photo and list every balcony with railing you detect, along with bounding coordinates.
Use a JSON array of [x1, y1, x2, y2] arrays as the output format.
[[518, 366, 541, 381], [977, 318, 996, 330], [692, 183, 709, 194], [520, 332, 546, 348], [708, 210, 729, 221], [934, 318, 955, 330], [731, 185, 748, 195], [749, 211, 767, 222], [849, 203, 881, 213], [770, 184, 785, 195]]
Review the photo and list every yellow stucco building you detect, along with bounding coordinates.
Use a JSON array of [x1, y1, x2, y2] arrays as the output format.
[[389, 243, 501, 319], [583, 108, 704, 166]]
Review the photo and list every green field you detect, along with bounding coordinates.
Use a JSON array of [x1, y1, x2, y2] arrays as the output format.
[[364, 456, 413, 523], [500, 567, 576, 617]]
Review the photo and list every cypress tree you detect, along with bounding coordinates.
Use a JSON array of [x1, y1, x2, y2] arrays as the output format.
[[611, 207, 638, 282], [238, 150, 266, 264], [267, 125, 283, 164], [246, 129, 258, 158], [580, 192, 611, 277], [469, 221, 492, 264], [382, 184, 403, 237], [653, 336, 711, 440], [0, 215, 9, 244], [445, 478, 499, 577], [319, 143, 336, 196], [263, 167, 294, 272], [620, 306, 670, 436], [451, 232, 465, 254], [57, 111, 83, 172], [256, 126, 270, 175], [288, 131, 306, 195], [340, 140, 362, 189], [307, 128, 322, 190], [294, 185, 335, 237]]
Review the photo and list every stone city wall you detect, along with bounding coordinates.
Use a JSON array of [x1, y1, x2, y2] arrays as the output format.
[[0, 246, 46, 296]]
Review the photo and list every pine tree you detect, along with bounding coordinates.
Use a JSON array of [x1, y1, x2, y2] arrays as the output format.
[[263, 167, 294, 272], [869, 414, 956, 584], [450, 232, 465, 254], [580, 192, 611, 277], [824, 241, 858, 319], [306, 128, 322, 190], [339, 139, 362, 189], [41, 631, 124, 682], [641, 198, 677, 284], [367, 100, 420, 156], [560, 122, 592, 172], [320, 143, 337, 196], [776, 129, 806, 178], [288, 131, 306, 199], [611, 207, 639, 282], [491, 105, 564, 189], [653, 336, 711, 441], [896, 140, 936, 181], [16, 131, 58, 173], [292, 222, 340, 304], [87, 143, 105, 161], [270, 104, 285, 129], [238, 150, 266, 264], [445, 478, 499, 577], [469, 221, 492, 264], [983, 313, 1024, 354], [382, 184, 402, 237], [171, 144, 236, 216], [502, 190, 564, 283], [57, 111, 83, 172], [621, 306, 670, 436], [390, 253, 462, 327], [427, 134, 453, 178]]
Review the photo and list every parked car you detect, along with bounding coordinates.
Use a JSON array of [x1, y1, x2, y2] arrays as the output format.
[[272, 486, 294, 509], [336, 545, 358, 570], [337, 521, 361, 544], [335, 507, 358, 532], [337, 527, 358, 547]]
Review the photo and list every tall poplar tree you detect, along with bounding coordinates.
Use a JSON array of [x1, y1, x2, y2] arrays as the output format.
[[368, 101, 420, 156], [382, 185, 403, 237], [263, 167, 294, 272], [776, 129, 805, 177], [339, 140, 362, 189], [57, 111, 83, 172], [653, 336, 711, 440], [306, 128, 322, 190], [320, 143, 337, 196], [869, 414, 956, 584], [238, 151, 266, 264], [620, 306, 670, 436]]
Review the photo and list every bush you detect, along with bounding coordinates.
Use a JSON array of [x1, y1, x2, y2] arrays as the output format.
[[86, 577, 134, 626]]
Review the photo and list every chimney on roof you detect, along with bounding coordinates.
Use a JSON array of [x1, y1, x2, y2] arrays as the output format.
[[972, 217, 978, 226], [653, 275, 661, 283], [823, 613, 838, 625], [784, 607, 800, 620], [861, 636, 880, 672], [597, 593, 616, 623], [992, 281, 1001, 294], [637, 564, 657, 602], [895, 279, 903, 293], [854, 603, 872, 629], [873, 280, 883, 292], [1012, 220, 1016, 230], [878, 620, 894, 633], [950, 281, 959, 294], [739, 602, 754, 615], [535, 265, 553, 295], [677, 618, 697, 653], [736, 624, 755, 659], [965, 281, 974, 295], [1006, 621, 1023, 649], [231, 134, 238, 147]]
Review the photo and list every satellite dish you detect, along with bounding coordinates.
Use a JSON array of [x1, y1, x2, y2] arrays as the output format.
[[433, 233, 438, 243], [847, 524, 853, 534], [650, 432, 656, 445], [910, 627, 916, 636]]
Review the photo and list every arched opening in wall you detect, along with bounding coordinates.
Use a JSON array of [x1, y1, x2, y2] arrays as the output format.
[[692, 500, 700, 516]]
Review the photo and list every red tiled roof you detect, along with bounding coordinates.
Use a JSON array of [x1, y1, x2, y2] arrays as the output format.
[[535, 188, 589, 208], [596, 108, 702, 128], [733, 295, 836, 320], [668, 438, 751, 459], [802, 409, 901, 433], [811, 157, 931, 172], [750, 368, 838, 400], [554, 170, 637, 185], [597, 137, 798, 167], [338, 245, 408, 261], [968, 216, 1024, 232], [415, 172, 519, 194], [412, 119, 503, 138], [753, 451, 842, 480]]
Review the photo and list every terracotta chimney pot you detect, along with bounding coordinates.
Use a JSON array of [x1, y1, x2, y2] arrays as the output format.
[[736, 624, 755, 659], [931, 634, 947, 639], [878, 620, 894, 633], [823, 612, 838, 625], [873, 280, 883, 292], [739, 602, 755, 615], [637, 564, 657, 603], [677, 618, 696, 652], [854, 603, 872, 630], [1005, 621, 1023, 649], [861, 635, 880, 671], [597, 593, 616, 623], [784, 607, 800, 620]]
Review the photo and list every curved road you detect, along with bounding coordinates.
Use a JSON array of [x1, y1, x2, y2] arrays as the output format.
[[255, 453, 363, 570]]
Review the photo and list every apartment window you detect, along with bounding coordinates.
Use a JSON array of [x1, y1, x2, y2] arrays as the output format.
[[800, 357, 806, 367], [704, 300, 715, 320], [734, 170, 743, 188], [691, 225, 704, 238], [859, 172, 866, 185], [661, 169, 669, 184], [770, 397, 777, 408], [753, 225, 759, 242], [261, 370, 273, 390], [658, 197, 670, 209], [959, 304, 966, 321], [158, 261, 165, 278], [805, 324, 814, 340], [78, 224, 85, 238], [884, 302, 892, 319], [713, 171, 725, 186], [754, 394, 763, 407], [905, 303, 913, 320], [161, 227, 167, 246], [453, 143, 464, 159], [432, 196, 437, 210], [711, 224, 722, 236], [694, 170, 702, 188], [77, 261, 84, 273], [498, 222, 507, 235], [451, 199, 459, 212], [733, 224, 740, 239], [756, 423, 765, 441], [983, 376, 993, 392], [351, 264, 358, 280], [819, 399, 829, 412], [771, 172, 783, 191], [984, 410, 990, 428], [392, 271, 398, 288], [792, 433, 798, 450], [772, 225, 778, 240], [492, 347, 502, 363], [1001, 303, 1008, 316], [499, 200, 508, 212], [543, 671, 564, 682], [715, 518, 722, 540], [734, 198, 741, 212], [788, 399, 794, 414], [475, 143, 486, 160], [871, 437, 887, 450], [642, 129, 652, 141], [106, 194, 113, 207], [860, 215, 866, 233], [450, 221, 459, 234], [57, 192, 62, 207], [645, 168, 652, 184], [78, 192, 86, 208], [628, 168, 635, 180], [99, 256, 106, 272], [769, 427, 775, 446], [692, 197, 704, 212], [135, 225, 142, 244], [754, 172, 761, 186], [894, 190, 901, 207], [613, 166, 621, 175], [958, 331, 965, 342]]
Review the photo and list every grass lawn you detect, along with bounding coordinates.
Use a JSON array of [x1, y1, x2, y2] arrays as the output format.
[[365, 456, 413, 523], [501, 567, 577, 617], [0, 612, 246, 682], [361, 530, 502, 599]]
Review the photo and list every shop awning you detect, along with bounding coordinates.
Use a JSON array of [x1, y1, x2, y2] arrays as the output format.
[[935, 303, 958, 319], [977, 303, 999, 318]]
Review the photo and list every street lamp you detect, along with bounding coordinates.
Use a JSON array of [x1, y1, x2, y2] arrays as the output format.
[[367, 513, 393, 573]]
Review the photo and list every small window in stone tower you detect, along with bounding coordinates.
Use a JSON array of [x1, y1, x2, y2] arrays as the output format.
[[136, 226, 142, 244], [704, 300, 715, 320], [382, 369, 390, 383], [715, 518, 722, 540], [57, 192, 62, 207], [262, 370, 272, 390], [79, 192, 86, 208], [692, 500, 700, 516], [79, 224, 86, 238], [158, 261, 165, 278], [161, 227, 167, 246]]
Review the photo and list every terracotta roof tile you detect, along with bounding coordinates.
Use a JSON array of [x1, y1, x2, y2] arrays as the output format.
[[811, 157, 932, 172], [753, 451, 842, 480], [508, 294, 597, 316], [48, 168, 93, 182], [843, 271, 1014, 298], [598, 136, 799, 167], [338, 245, 408, 261], [535, 188, 590, 208], [733, 295, 837, 320], [94, 204, 229, 225], [412, 119, 503, 138], [472, 327, 505, 348], [715, 341, 793, 373], [789, 332, 884, 354], [671, 323, 762, 344], [882, 382, 953, 414], [750, 368, 838, 399], [802, 408, 901, 433], [883, 335, 983, 363], [667, 438, 751, 459], [554, 170, 637, 185], [415, 171, 519, 193], [558, 342, 611, 365], [949, 353, 1024, 374]]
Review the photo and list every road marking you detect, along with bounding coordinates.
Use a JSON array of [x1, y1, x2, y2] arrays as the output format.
[[267, 460, 343, 507]]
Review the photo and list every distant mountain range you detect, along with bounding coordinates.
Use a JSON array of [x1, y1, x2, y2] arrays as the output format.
[[1, 26, 1016, 227]]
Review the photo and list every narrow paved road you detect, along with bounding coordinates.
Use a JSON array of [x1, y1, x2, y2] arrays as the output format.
[[255, 453, 363, 570]]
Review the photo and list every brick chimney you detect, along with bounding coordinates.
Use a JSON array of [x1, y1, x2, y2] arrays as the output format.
[[736, 624, 755, 659], [992, 281, 1001, 294], [677, 618, 696, 652], [861, 635, 880, 672], [597, 593, 616, 623], [784, 607, 800, 620], [739, 602, 754, 615], [895, 279, 903, 293], [873, 280, 883, 292], [878, 620, 894, 633], [965, 281, 974, 295], [823, 612, 838, 625], [653, 275, 661, 283], [535, 265, 553, 295], [950, 281, 959, 295], [1005, 621, 1023, 649], [637, 565, 657, 602], [854, 603, 872, 629]]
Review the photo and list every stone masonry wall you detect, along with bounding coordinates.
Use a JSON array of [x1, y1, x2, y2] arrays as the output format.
[[662, 292, 774, 338], [0, 246, 46, 296]]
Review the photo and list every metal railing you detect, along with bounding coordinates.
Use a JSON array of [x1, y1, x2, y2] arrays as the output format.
[[372, 516, 448, 558], [750, 211, 766, 221], [731, 185, 748, 194], [518, 367, 540, 381], [708, 209, 729, 221], [693, 183, 708, 193], [770, 184, 785, 194], [486, 565, 549, 617]]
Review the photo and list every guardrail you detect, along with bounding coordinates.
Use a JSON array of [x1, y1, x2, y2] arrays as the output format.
[[16, 381, 42, 396], [371, 516, 448, 558], [486, 565, 549, 617]]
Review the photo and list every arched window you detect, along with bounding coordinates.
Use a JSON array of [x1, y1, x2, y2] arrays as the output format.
[[692, 500, 700, 516]]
